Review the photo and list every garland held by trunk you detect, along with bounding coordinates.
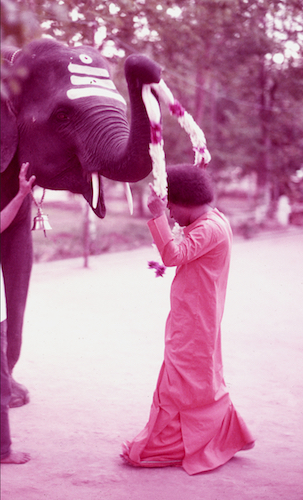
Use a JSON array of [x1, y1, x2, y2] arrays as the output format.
[[141, 78, 211, 277]]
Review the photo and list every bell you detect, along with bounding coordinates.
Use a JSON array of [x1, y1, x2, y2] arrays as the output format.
[[32, 207, 52, 237]]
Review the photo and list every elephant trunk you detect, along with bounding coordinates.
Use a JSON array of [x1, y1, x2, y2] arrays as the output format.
[[79, 55, 162, 217], [83, 55, 162, 183]]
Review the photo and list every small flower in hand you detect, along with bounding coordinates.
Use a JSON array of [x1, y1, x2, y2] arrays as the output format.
[[148, 261, 166, 277]]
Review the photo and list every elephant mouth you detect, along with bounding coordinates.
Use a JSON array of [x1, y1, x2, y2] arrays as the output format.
[[34, 158, 106, 219]]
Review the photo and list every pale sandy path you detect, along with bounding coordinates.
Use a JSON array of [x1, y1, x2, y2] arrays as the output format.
[[1, 228, 303, 500]]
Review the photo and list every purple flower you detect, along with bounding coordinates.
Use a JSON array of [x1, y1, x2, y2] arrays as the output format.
[[150, 123, 162, 144], [169, 100, 185, 118], [148, 261, 166, 277]]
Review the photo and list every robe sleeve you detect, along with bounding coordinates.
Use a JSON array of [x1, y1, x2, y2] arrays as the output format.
[[148, 213, 226, 267], [147, 214, 174, 253]]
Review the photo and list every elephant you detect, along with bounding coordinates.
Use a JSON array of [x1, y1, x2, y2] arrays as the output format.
[[1, 38, 162, 406]]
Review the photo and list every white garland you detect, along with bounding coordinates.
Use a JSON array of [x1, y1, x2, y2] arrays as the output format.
[[142, 77, 211, 273], [177, 111, 211, 166], [149, 142, 167, 198], [141, 84, 167, 198], [142, 78, 211, 198]]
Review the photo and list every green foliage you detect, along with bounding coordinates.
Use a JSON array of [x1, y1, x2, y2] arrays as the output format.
[[1, 0, 303, 201], [1, 0, 41, 46]]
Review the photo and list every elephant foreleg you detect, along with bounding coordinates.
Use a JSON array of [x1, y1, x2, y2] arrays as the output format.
[[1, 196, 33, 406]]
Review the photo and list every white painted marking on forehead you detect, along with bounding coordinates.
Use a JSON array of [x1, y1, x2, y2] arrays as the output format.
[[79, 54, 93, 64], [67, 87, 126, 105], [70, 75, 116, 90], [68, 62, 109, 78]]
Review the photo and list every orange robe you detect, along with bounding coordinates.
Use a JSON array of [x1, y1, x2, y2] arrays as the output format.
[[122, 209, 254, 475]]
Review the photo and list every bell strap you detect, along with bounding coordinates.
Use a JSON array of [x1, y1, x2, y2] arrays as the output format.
[[31, 188, 52, 236]]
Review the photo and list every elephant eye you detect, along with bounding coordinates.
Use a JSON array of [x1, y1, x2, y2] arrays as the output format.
[[55, 109, 70, 122]]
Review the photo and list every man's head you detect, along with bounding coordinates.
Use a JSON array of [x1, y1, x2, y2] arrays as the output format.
[[166, 165, 214, 226], [167, 164, 214, 207]]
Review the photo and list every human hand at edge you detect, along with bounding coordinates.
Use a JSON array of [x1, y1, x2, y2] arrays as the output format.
[[147, 183, 167, 218], [18, 162, 36, 197], [1, 163, 36, 233]]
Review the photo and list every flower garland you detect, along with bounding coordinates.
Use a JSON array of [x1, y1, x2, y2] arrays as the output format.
[[142, 78, 211, 198], [142, 78, 211, 276], [150, 79, 211, 166]]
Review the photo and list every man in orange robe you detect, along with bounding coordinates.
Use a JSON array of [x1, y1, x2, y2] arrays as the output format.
[[122, 165, 254, 475]]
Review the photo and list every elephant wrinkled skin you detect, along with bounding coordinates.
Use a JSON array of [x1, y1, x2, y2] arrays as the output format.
[[0, 38, 162, 406]]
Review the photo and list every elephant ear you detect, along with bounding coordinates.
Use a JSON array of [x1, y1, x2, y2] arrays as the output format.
[[1, 97, 18, 173], [1, 48, 19, 173]]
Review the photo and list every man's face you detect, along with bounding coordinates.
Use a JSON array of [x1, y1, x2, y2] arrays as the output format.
[[167, 201, 191, 226]]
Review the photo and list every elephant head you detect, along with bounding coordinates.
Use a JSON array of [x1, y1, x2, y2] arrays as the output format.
[[1, 38, 162, 217]]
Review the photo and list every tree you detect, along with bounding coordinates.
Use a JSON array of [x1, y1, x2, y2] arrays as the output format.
[[2, 0, 302, 209], [97, 0, 303, 194], [1, 0, 41, 46]]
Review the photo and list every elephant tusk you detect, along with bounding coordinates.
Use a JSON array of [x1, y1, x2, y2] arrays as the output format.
[[125, 183, 133, 215], [92, 173, 99, 209]]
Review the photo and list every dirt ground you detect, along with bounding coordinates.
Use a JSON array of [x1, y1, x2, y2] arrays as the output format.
[[1, 227, 303, 500]]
